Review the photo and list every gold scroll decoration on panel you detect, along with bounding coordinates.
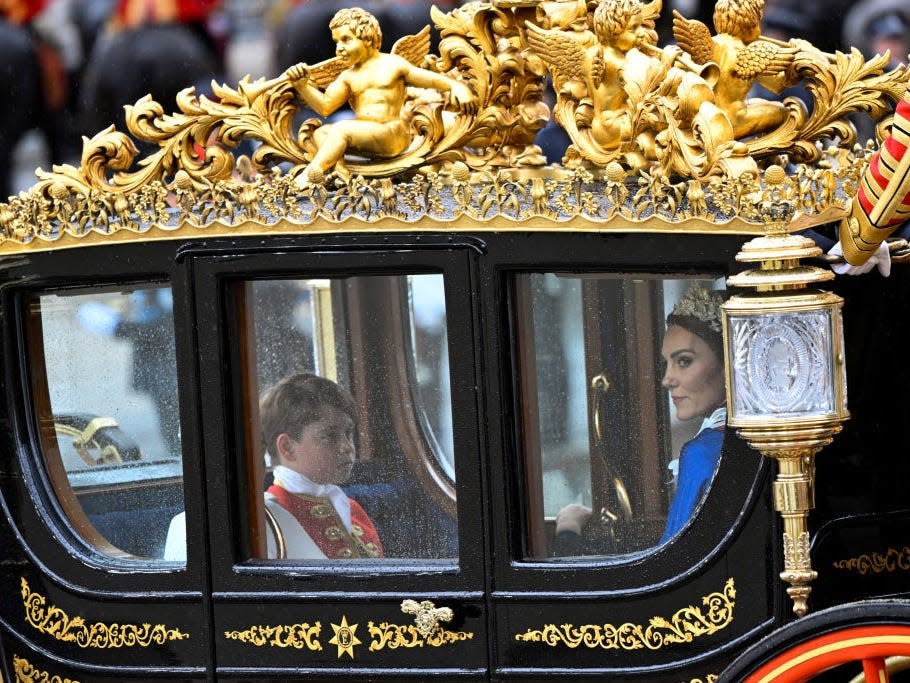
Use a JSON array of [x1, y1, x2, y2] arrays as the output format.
[[223, 622, 322, 651], [514, 577, 735, 650], [833, 546, 910, 575], [688, 677, 719, 683], [20, 578, 189, 649], [12, 655, 79, 683]]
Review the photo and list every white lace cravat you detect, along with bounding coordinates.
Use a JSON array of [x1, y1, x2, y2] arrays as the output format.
[[271, 465, 352, 531]]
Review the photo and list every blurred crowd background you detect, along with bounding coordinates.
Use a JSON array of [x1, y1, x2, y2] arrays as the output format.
[[1, 0, 907, 197]]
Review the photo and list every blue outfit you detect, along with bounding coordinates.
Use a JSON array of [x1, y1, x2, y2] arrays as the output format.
[[659, 427, 724, 543]]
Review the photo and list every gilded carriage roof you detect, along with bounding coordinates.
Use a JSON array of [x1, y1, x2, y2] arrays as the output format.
[[0, 0, 906, 254]]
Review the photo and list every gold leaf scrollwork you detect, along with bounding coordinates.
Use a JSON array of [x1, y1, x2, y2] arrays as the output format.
[[12, 655, 79, 683], [514, 578, 735, 650], [687, 676, 718, 683], [223, 623, 322, 650], [365, 598, 473, 651], [833, 546, 910, 575], [367, 622, 474, 651], [19, 577, 189, 649]]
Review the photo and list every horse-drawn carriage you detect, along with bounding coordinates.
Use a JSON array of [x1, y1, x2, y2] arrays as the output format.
[[2, 1, 910, 680]]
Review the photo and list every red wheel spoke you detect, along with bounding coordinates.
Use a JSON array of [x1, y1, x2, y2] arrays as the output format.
[[862, 657, 889, 683]]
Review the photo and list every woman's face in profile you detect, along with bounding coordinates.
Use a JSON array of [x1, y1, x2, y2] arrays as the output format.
[[660, 325, 725, 422]]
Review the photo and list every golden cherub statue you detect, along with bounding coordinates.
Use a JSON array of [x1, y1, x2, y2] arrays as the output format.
[[283, 7, 476, 185], [526, 0, 663, 155], [672, 0, 798, 139]]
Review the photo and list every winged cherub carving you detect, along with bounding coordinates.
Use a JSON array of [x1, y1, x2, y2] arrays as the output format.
[[526, 0, 662, 154], [672, 0, 799, 139], [283, 7, 476, 185]]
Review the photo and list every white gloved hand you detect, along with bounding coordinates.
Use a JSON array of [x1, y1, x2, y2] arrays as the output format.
[[829, 240, 891, 277]]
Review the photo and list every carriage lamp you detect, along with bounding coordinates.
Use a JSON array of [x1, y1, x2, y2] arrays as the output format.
[[722, 200, 850, 618]]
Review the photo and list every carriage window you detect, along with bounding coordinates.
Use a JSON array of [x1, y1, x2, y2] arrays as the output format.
[[237, 274, 457, 562], [515, 274, 726, 560], [27, 286, 184, 562]]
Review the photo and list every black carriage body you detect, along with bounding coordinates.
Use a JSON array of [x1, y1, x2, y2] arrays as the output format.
[[0, 228, 903, 682]]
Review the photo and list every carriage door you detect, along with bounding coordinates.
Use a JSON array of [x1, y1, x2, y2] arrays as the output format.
[[519, 274, 672, 558], [190, 244, 490, 680]]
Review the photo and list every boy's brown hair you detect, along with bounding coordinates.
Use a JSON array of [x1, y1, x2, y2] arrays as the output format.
[[260, 373, 356, 456]]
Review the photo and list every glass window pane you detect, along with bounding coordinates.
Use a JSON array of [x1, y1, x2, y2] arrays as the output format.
[[407, 274, 454, 481], [515, 274, 726, 559], [235, 275, 458, 562], [29, 286, 184, 561]]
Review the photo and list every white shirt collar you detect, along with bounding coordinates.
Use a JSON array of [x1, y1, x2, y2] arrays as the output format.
[[696, 406, 727, 436], [271, 465, 352, 531]]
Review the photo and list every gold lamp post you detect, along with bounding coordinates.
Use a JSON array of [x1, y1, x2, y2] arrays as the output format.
[[722, 201, 850, 617]]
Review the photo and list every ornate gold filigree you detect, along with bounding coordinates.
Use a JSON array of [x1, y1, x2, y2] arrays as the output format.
[[12, 655, 78, 683], [0, 151, 865, 254], [4, 0, 899, 212], [688, 676, 718, 683], [367, 622, 474, 651], [20, 577, 188, 649], [514, 577, 735, 650], [223, 622, 322, 650], [833, 546, 910, 575], [364, 598, 473, 651]]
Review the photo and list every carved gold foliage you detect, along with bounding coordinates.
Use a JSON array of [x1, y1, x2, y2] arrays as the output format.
[[514, 578, 735, 650], [367, 622, 474, 651], [223, 623, 322, 650], [833, 546, 910, 575], [20, 578, 189, 649], [749, 50, 910, 163], [0, 150, 867, 253], [688, 676, 718, 683], [782, 531, 813, 572], [12, 655, 78, 683], [2, 0, 903, 214]]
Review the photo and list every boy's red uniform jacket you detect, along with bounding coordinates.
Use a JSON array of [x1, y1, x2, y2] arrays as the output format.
[[267, 484, 384, 559]]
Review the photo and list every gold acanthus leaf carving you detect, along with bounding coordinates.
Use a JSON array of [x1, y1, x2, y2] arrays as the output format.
[[782, 531, 813, 571], [514, 578, 735, 650], [833, 546, 910, 575], [12, 655, 79, 683], [20, 578, 189, 649], [5, 0, 906, 209], [367, 622, 474, 651], [223, 623, 322, 650], [0, 151, 868, 253]]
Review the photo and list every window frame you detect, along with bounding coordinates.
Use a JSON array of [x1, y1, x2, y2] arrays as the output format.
[[189, 239, 487, 594]]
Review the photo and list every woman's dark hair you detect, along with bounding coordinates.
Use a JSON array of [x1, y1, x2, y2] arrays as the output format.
[[666, 285, 725, 361]]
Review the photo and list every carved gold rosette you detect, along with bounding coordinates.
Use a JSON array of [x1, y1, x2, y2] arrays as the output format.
[[514, 578, 735, 650], [12, 655, 79, 683], [20, 578, 189, 649], [223, 623, 322, 650], [833, 546, 910, 575]]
